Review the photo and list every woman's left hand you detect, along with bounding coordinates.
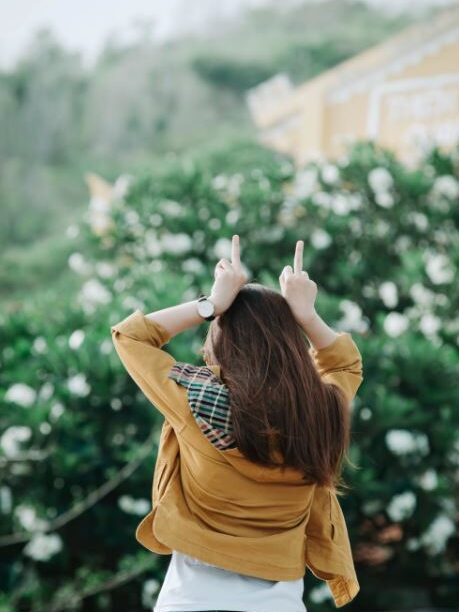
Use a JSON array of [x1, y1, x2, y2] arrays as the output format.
[[209, 235, 248, 316]]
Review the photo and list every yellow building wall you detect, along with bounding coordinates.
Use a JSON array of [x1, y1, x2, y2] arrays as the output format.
[[322, 39, 459, 162]]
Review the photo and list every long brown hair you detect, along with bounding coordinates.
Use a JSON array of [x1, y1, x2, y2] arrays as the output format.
[[202, 282, 354, 493]]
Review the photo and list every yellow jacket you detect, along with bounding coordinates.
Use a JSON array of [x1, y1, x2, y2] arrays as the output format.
[[111, 309, 364, 608]]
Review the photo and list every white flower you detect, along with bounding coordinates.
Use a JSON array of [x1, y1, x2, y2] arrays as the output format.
[[417, 469, 438, 491], [182, 258, 205, 275], [375, 192, 394, 208], [111, 398, 122, 411], [78, 279, 112, 310], [227, 173, 244, 197], [419, 313, 441, 336], [409, 283, 435, 307], [99, 339, 113, 355], [432, 175, 459, 200], [394, 235, 411, 253], [261, 226, 284, 243], [348, 192, 363, 210], [349, 217, 363, 236], [40, 422, 51, 435], [331, 193, 353, 215], [67, 373, 91, 397], [68, 330, 85, 350], [309, 582, 333, 603], [378, 281, 398, 308], [96, 261, 116, 279], [122, 296, 145, 311], [374, 219, 390, 237], [68, 252, 91, 275], [113, 174, 133, 199], [212, 174, 227, 190], [1, 426, 32, 458], [368, 167, 394, 193], [142, 578, 160, 607], [209, 217, 222, 231], [406, 537, 421, 551], [144, 230, 162, 257], [159, 199, 183, 217], [15, 504, 48, 532], [90, 214, 113, 236], [425, 252, 454, 284], [408, 212, 428, 231], [214, 237, 232, 260], [385, 429, 429, 456], [312, 191, 332, 208], [226, 209, 240, 225], [387, 491, 416, 522], [124, 210, 139, 226], [118, 495, 150, 515], [337, 300, 369, 333], [50, 402, 65, 421], [90, 196, 111, 215], [292, 168, 318, 199], [420, 515, 455, 555], [447, 437, 459, 467], [66, 224, 80, 239], [5, 383, 36, 407], [23, 532, 63, 561], [148, 213, 163, 228], [33, 337, 47, 354], [321, 164, 339, 185], [383, 312, 409, 337], [160, 232, 193, 255], [0, 486, 13, 514], [362, 499, 384, 516], [311, 228, 332, 250], [38, 382, 54, 401]]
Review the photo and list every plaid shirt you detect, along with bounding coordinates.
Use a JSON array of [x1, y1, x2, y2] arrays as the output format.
[[167, 363, 238, 450]]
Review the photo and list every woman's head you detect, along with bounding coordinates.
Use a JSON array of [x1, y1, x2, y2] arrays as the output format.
[[202, 282, 352, 492]]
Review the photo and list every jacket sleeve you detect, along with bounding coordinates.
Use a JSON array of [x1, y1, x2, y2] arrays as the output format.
[[110, 309, 189, 431], [309, 332, 363, 405]]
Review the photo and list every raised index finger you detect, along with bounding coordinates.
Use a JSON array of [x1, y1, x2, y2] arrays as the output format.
[[231, 234, 241, 267], [293, 240, 303, 274]]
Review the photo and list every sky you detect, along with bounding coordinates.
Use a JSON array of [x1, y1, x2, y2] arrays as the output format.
[[0, 0, 457, 69]]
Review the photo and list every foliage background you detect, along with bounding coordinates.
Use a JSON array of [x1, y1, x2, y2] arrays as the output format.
[[1, 1, 458, 610]]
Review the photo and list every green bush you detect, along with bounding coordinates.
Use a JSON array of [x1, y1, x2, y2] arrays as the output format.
[[1, 140, 458, 610]]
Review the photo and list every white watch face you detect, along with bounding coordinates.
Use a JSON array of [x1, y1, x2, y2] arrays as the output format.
[[198, 299, 214, 317]]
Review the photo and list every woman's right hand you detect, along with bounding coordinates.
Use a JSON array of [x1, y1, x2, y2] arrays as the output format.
[[279, 240, 318, 325]]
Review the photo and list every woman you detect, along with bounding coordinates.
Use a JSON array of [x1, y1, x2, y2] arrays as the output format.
[[111, 235, 364, 612]]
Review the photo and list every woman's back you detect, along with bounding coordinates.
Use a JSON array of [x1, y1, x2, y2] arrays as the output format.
[[110, 238, 364, 608]]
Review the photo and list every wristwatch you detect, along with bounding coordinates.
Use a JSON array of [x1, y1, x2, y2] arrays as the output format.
[[196, 295, 216, 321]]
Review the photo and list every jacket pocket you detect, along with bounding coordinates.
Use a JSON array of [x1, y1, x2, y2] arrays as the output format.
[[305, 486, 334, 541], [329, 489, 345, 542], [155, 462, 168, 501]]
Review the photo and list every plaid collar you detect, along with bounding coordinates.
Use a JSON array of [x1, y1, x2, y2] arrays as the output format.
[[167, 362, 237, 450]]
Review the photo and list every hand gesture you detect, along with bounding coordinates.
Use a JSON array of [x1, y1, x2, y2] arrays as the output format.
[[210, 235, 248, 315], [279, 240, 317, 325]]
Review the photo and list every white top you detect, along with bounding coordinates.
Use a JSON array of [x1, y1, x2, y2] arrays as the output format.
[[153, 550, 307, 612]]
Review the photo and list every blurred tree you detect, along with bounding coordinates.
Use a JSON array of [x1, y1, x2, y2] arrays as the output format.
[[0, 0, 414, 258], [0, 28, 86, 165], [191, 56, 274, 94]]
